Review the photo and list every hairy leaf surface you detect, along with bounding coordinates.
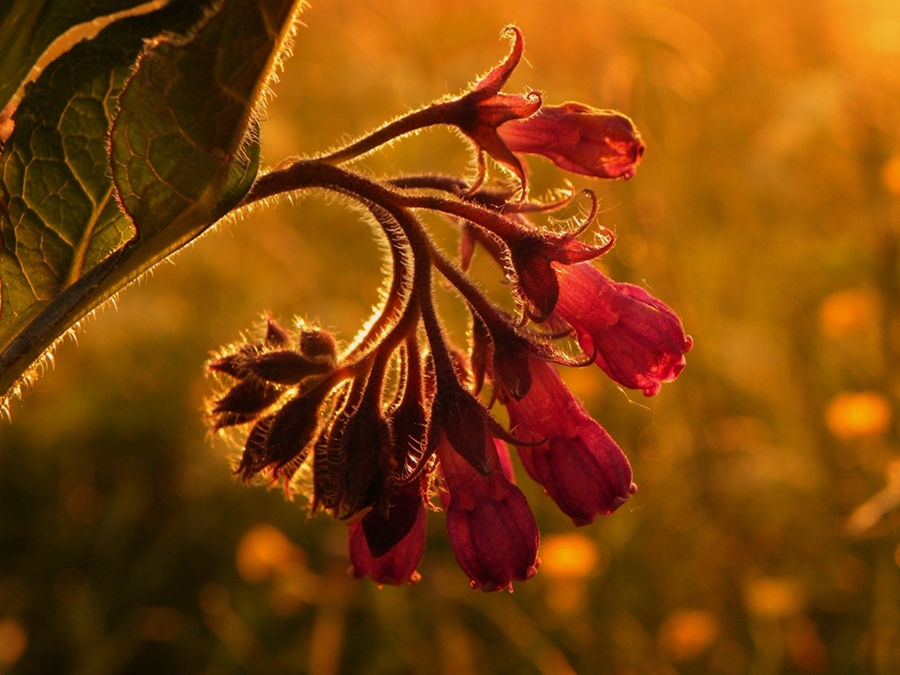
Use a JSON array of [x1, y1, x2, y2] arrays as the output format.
[[0, 1, 209, 350], [0, 0, 152, 112], [0, 0, 301, 399]]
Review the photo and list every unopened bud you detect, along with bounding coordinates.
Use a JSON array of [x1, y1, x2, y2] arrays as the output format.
[[249, 350, 334, 384], [300, 328, 337, 359]]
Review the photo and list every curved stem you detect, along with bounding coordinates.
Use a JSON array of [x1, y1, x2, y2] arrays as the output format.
[[243, 161, 532, 245], [340, 207, 413, 365], [427, 240, 513, 330], [316, 101, 458, 165]]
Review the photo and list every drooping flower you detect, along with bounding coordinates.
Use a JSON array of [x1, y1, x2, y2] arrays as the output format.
[[504, 222, 613, 322], [502, 359, 636, 525], [348, 501, 426, 586], [554, 262, 692, 396], [437, 432, 540, 592], [497, 102, 645, 180]]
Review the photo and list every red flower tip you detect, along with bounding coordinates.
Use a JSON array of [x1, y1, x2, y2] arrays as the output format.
[[504, 360, 635, 525], [554, 263, 691, 396], [348, 502, 426, 586], [437, 433, 540, 592], [498, 103, 645, 180]]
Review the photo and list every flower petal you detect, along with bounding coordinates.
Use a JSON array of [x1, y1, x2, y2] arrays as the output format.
[[498, 103, 645, 180]]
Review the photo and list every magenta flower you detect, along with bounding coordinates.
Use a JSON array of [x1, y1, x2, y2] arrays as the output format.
[[554, 262, 692, 396], [497, 102, 645, 180], [503, 359, 636, 525], [437, 433, 540, 592], [348, 502, 426, 586]]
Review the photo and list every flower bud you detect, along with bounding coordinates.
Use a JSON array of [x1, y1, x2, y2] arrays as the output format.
[[300, 328, 337, 359], [498, 103, 645, 180], [349, 500, 426, 586], [237, 386, 330, 480], [212, 376, 281, 424], [437, 433, 540, 592], [265, 318, 292, 347], [503, 359, 636, 525], [248, 350, 334, 385], [554, 263, 692, 396]]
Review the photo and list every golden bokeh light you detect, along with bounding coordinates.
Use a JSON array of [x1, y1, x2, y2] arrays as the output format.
[[819, 289, 881, 339], [825, 391, 892, 439], [539, 533, 605, 579], [0, 619, 27, 665], [658, 609, 720, 661], [743, 577, 805, 620], [883, 156, 900, 195], [236, 524, 307, 583]]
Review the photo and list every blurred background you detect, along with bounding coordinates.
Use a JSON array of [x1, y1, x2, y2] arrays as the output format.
[[2, 0, 900, 672]]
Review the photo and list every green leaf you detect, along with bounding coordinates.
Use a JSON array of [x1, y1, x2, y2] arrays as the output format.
[[0, 0, 152, 112], [0, 0, 301, 400], [109, 0, 297, 251], [0, 1, 212, 351]]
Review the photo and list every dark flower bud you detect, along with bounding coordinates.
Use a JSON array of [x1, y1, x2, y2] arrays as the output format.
[[236, 415, 275, 480], [484, 321, 533, 401], [207, 344, 260, 379], [300, 328, 337, 359], [334, 398, 392, 519], [429, 378, 490, 474], [313, 383, 362, 512], [213, 376, 281, 416], [386, 347, 429, 476], [238, 386, 330, 481], [265, 318, 292, 348], [362, 486, 426, 558], [349, 501, 426, 586], [248, 350, 334, 385]]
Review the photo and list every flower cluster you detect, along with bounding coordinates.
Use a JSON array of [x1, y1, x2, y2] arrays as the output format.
[[207, 28, 691, 591]]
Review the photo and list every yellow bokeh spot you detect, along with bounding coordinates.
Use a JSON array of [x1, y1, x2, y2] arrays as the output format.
[[658, 609, 720, 661], [883, 156, 900, 194], [0, 619, 27, 665], [539, 533, 605, 579], [819, 289, 880, 339], [236, 524, 307, 583], [743, 577, 805, 619], [825, 391, 892, 439]]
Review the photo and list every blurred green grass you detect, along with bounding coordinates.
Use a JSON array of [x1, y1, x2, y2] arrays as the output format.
[[2, 0, 900, 673]]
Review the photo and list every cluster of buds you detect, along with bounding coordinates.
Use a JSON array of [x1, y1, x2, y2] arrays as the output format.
[[207, 28, 691, 591]]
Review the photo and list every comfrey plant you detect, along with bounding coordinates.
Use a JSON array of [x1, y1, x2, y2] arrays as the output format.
[[206, 28, 692, 591]]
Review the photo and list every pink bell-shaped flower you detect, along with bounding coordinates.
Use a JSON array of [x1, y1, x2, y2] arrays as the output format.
[[554, 262, 692, 396]]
